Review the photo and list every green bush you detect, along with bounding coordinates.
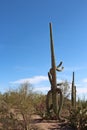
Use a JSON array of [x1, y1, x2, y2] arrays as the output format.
[[68, 106, 87, 130], [0, 83, 36, 130], [33, 93, 46, 118]]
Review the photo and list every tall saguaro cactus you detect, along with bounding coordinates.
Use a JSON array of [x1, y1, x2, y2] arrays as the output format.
[[71, 72, 76, 108], [46, 23, 64, 120]]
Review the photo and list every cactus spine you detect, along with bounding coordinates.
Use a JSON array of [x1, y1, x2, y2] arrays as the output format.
[[46, 23, 64, 120], [71, 72, 76, 108]]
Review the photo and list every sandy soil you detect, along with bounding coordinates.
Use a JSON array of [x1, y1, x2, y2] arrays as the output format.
[[30, 115, 73, 130]]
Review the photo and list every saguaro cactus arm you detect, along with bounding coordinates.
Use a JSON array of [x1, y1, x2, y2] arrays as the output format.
[[56, 61, 64, 72], [48, 71, 53, 86]]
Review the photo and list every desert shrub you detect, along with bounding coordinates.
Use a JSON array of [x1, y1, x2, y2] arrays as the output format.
[[78, 98, 87, 109], [61, 98, 71, 118], [0, 83, 36, 130], [33, 93, 46, 118], [58, 80, 71, 118], [0, 99, 23, 130], [58, 80, 70, 98], [68, 106, 87, 130]]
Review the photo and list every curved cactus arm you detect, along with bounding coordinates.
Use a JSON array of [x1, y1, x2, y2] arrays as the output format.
[[52, 88, 63, 119], [57, 61, 63, 68], [57, 83, 63, 86], [56, 67, 64, 72], [48, 72, 52, 85], [46, 90, 52, 114], [56, 62, 64, 72], [56, 66, 64, 71], [46, 88, 63, 120], [56, 88, 63, 120]]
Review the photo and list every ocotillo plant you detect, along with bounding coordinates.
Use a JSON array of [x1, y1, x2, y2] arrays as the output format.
[[71, 72, 76, 108], [46, 23, 64, 120]]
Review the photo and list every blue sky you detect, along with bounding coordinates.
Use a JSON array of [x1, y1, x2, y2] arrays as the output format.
[[0, 0, 87, 99]]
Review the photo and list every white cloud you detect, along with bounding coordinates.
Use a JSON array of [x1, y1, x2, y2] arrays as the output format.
[[76, 79, 87, 99], [77, 87, 87, 94], [82, 78, 87, 83], [76, 86, 87, 100], [10, 76, 48, 85], [9, 75, 87, 99], [34, 86, 50, 93], [9, 76, 49, 93]]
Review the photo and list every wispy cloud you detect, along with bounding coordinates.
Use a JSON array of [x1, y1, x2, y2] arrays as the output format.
[[10, 76, 48, 85], [76, 86, 87, 100], [9, 75, 87, 99], [77, 87, 87, 94], [34, 86, 50, 93], [75, 78, 87, 99], [82, 78, 87, 83], [64, 66, 87, 72]]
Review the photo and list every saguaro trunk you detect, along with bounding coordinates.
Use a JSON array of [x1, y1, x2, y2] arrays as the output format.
[[46, 23, 64, 120]]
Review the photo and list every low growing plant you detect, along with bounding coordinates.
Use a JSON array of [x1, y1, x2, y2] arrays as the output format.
[[68, 106, 87, 130]]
